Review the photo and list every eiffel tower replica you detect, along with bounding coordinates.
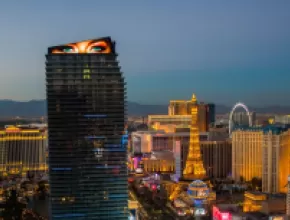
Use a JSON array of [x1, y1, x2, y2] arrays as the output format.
[[183, 94, 206, 180]]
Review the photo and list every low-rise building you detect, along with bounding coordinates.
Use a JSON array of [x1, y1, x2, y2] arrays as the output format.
[[243, 191, 267, 212], [142, 151, 175, 173], [131, 130, 231, 179], [244, 191, 286, 217], [131, 130, 208, 154]]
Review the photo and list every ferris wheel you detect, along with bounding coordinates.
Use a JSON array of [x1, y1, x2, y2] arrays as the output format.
[[229, 102, 252, 135]]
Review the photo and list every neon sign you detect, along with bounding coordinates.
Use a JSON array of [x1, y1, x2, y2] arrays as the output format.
[[213, 206, 232, 220]]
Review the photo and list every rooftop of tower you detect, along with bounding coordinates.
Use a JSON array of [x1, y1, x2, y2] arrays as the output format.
[[47, 36, 116, 54]]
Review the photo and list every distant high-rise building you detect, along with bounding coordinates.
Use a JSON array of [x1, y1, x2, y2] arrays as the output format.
[[232, 126, 287, 193], [251, 112, 256, 126], [275, 115, 290, 125], [46, 37, 128, 219], [279, 130, 290, 193], [232, 129, 263, 182], [168, 100, 192, 116], [130, 130, 209, 154], [200, 141, 232, 179], [167, 100, 215, 132], [148, 115, 192, 132], [207, 103, 216, 126], [198, 103, 208, 132], [0, 126, 47, 176], [262, 128, 284, 193], [232, 111, 256, 126], [287, 175, 290, 216]]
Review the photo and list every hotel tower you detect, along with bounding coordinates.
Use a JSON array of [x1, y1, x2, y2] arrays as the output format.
[[46, 37, 128, 219]]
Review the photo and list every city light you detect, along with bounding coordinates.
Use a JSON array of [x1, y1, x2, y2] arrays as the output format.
[[1, 3, 289, 219]]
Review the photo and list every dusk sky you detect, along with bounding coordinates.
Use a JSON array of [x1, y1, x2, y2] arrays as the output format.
[[0, 1, 289, 106]]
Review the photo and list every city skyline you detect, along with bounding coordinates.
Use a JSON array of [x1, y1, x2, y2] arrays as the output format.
[[1, 1, 290, 219], [0, 1, 290, 106]]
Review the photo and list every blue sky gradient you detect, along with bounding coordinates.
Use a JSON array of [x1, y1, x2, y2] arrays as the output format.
[[0, 1, 289, 106]]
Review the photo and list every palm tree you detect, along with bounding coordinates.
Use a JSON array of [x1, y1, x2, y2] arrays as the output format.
[[37, 180, 48, 200], [239, 176, 244, 183], [251, 177, 262, 191], [2, 189, 26, 219]]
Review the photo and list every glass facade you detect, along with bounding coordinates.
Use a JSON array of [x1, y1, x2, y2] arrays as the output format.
[[46, 37, 128, 219]]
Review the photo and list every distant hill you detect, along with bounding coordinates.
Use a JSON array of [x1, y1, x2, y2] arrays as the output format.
[[0, 100, 289, 117], [0, 100, 46, 117]]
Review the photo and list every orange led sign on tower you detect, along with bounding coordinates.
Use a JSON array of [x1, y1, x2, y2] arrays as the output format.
[[48, 37, 115, 54]]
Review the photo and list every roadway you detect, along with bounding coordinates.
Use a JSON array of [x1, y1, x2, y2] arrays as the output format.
[[129, 174, 210, 220], [130, 188, 176, 220], [130, 185, 201, 219]]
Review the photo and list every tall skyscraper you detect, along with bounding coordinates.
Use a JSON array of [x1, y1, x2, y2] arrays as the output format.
[[198, 103, 207, 132], [168, 100, 192, 116], [46, 37, 128, 219], [168, 100, 215, 132], [232, 129, 263, 182], [232, 111, 256, 127], [232, 126, 288, 193], [207, 103, 215, 126]]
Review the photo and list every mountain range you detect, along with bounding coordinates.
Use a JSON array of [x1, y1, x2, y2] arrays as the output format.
[[0, 100, 289, 117]]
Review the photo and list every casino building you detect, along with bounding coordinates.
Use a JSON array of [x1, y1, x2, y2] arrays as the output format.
[[46, 37, 128, 219], [0, 125, 47, 176]]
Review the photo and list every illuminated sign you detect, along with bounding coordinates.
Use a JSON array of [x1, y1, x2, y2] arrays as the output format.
[[48, 37, 115, 54], [133, 157, 139, 169], [269, 118, 274, 124], [5, 127, 20, 133], [213, 206, 232, 220]]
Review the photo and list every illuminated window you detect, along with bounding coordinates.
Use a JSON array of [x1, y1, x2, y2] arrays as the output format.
[[83, 65, 91, 79], [83, 69, 91, 74], [93, 140, 104, 148]]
